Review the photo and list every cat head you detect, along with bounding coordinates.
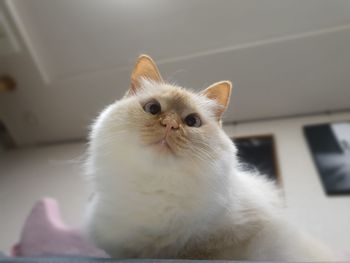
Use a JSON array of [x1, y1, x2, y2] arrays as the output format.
[[90, 55, 234, 167]]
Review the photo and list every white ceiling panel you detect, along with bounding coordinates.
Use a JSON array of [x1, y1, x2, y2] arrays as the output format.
[[11, 0, 350, 81], [0, 0, 350, 145]]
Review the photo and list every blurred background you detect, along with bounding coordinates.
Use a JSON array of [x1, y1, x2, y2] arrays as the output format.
[[0, 0, 349, 255]]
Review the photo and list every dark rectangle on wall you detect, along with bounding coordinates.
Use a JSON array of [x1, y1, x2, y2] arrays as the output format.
[[304, 121, 350, 196], [232, 135, 281, 183]]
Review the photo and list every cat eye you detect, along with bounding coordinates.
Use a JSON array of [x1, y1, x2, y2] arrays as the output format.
[[184, 113, 201, 127], [143, 100, 161, 115]]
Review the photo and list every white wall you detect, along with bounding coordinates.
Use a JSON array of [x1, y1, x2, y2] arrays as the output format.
[[0, 143, 89, 253], [0, 112, 350, 253]]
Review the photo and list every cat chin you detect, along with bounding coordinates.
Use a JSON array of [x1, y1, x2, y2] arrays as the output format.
[[150, 139, 175, 155]]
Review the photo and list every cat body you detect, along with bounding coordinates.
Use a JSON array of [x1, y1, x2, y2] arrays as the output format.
[[85, 55, 336, 261]]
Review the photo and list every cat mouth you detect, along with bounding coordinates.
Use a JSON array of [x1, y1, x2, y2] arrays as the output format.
[[151, 137, 175, 154]]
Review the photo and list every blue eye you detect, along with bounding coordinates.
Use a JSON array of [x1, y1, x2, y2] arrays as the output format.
[[184, 113, 201, 127], [143, 100, 161, 115]]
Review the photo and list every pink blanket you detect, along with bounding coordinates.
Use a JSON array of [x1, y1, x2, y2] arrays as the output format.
[[11, 198, 108, 258]]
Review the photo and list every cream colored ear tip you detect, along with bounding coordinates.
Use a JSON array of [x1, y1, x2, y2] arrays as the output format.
[[221, 80, 233, 88], [138, 54, 154, 62]]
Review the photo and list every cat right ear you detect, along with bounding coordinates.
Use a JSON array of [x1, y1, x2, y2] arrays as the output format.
[[127, 55, 163, 96], [202, 81, 232, 121]]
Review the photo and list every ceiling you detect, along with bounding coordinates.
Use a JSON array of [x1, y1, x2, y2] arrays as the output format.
[[0, 0, 350, 145]]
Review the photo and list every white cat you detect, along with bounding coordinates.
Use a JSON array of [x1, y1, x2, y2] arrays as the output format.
[[84, 55, 337, 261]]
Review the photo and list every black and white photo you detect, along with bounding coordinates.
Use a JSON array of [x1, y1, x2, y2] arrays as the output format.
[[304, 122, 350, 195]]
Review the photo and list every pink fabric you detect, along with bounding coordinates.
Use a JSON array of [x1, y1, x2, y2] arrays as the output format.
[[11, 198, 108, 258]]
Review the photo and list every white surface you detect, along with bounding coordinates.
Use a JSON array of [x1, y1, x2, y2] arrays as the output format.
[[0, 0, 350, 145], [0, 112, 350, 253]]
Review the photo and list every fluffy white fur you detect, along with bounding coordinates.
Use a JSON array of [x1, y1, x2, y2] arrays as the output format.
[[84, 81, 336, 261]]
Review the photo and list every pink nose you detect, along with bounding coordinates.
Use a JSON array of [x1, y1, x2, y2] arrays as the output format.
[[161, 115, 179, 130]]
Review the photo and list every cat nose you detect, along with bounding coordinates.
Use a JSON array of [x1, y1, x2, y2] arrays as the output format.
[[161, 114, 179, 130]]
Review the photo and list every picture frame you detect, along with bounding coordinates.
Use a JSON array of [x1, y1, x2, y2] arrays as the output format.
[[232, 134, 281, 183], [304, 121, 350, 195]]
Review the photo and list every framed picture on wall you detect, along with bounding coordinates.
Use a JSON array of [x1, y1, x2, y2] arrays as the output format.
[[304, 121, 350, 196], [232, 135, 281, 183]]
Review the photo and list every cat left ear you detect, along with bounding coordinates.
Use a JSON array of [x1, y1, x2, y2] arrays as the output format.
[[128, 54, 163, 95], [202, 81, 232, 120]]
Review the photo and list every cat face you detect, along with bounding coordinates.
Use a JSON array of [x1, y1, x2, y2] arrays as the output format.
[[123, 81, 225, 160], [90, 55, 233, 165]]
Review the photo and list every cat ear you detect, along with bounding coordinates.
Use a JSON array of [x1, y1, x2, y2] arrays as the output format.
[[128, 54, 163, 95], [202, 81, 232, 120]]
